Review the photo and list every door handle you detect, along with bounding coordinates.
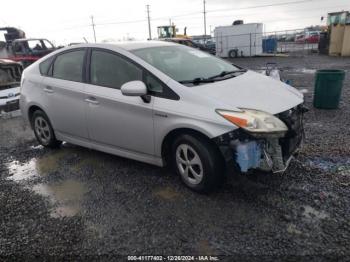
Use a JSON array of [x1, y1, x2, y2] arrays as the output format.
[[85, 97, 99, 105], [43, 86, 54, 93]]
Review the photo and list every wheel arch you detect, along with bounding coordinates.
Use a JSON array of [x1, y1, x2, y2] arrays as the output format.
[[161, 127, 222, 166], [28, 104, 45, 128]]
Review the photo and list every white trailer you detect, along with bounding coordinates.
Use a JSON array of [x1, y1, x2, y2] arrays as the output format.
[[214, 23, 263, 58]]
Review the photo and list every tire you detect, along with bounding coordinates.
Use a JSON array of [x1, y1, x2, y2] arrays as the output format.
[[228, 49, 238, 58], [171, 134, 225, 193], [31, 110, 62, 148]]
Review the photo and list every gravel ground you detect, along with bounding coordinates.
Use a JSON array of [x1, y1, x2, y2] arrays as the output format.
[[0, 54, 349, 261]]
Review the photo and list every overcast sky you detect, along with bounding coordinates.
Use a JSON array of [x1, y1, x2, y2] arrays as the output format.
[[0, 0, 349, 45]]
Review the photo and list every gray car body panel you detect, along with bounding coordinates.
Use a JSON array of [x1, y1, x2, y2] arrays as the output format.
[[20, 42, 303, 167]]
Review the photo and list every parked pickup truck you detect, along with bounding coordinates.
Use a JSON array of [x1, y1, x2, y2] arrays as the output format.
[[8, 38, 56, 68]]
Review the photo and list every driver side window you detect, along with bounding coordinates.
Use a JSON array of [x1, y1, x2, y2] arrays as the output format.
[[146, 74, 163, 93], [90, 50, 142, 89], [145, 73, 179, 101]]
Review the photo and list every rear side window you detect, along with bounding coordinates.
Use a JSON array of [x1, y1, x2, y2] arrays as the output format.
[[39, 56, 54, 76], [90, 50, 142, 89], [52, 50, 85, 82]]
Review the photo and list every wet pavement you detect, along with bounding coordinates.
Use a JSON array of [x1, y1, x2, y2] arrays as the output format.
[[0, 55, 350, 261]]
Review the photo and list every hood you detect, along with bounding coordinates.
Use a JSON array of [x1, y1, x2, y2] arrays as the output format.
[[192, 70, 304, 115]]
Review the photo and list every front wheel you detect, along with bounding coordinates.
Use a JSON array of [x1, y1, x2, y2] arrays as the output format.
[[31, 110, 62, 148], [171, 134, 225, 193]]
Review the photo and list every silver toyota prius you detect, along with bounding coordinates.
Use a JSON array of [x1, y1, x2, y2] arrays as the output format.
[[20, 41, 305, 192]]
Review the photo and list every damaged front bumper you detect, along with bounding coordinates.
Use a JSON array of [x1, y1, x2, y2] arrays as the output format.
[[214, 105, 306, 174]]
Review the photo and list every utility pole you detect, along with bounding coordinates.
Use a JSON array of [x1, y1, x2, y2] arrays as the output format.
[[91, 16, 97, 43], [146, 5, 152, 40], [203, 0, 207, 37]]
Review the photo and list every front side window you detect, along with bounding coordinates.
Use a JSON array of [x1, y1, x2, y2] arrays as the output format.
[[132, 45, 240, 83], [146, 74, 163, 93], [52, 50, 85, 82], [90, 50, 142, 89]]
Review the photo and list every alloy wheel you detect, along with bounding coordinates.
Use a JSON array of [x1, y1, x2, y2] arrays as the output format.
[[34, 116, 51, 145], [176, 144, 204, 185]]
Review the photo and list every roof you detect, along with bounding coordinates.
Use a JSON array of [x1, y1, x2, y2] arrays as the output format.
[[214, 22, 263, 29], [163, 38, 192, 41], [71, 40, 177, 51]]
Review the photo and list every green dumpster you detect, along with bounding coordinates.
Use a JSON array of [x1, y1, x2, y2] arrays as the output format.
[[314, 69, 345, 109]]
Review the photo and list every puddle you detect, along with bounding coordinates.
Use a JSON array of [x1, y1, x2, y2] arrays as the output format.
[[6, 159, 38, 182], [302, 205, 329, 221], [70, 155, 103, 174], [5, 152, 88, 218], [36, 150, 67, 174], [32, 179, 87, 218], [153, 187, 181, 200], [6, 149, 67, 181]]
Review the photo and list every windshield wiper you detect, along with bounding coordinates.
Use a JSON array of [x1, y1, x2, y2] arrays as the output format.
[[179, 69, 247, 85], [208, 69, 247, 80], [179, 77, 215, 85]]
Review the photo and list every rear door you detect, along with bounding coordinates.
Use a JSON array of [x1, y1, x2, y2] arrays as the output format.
[[85, 49, 155, 155], [41, 48, 89, 140]]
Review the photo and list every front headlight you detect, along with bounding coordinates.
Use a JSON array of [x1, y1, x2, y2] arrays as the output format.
[[216, 108, 288, 134]]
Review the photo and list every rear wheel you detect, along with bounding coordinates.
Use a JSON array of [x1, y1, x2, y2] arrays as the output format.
[[31, 110, 62, 148], [171, 134, 225, 193]]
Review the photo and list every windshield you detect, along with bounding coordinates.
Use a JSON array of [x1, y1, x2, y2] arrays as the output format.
[[27, 40, 47, 50], [132, 45, 240, 83]]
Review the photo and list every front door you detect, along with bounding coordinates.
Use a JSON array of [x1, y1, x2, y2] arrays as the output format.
[[85, 49, 154, 156]]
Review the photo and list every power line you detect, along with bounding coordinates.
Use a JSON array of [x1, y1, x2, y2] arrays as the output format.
[[207, 0, 316, 14], [96, 19, 147, 26], [204, 3, 350, 20], [92, 0, 320, 26], [25, 0, 335, 36]]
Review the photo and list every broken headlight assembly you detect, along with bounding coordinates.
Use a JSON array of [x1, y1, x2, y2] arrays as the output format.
[[215, 108, 292, 173], [216, 108, 288, 135]]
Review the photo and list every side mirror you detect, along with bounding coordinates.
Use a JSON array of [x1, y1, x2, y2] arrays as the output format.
[[121, 81, 147, 97]]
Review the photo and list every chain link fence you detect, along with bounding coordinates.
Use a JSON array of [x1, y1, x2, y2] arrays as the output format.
[[214, 28, 320, 57]]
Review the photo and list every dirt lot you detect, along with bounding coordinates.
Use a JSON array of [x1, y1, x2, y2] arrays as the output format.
[[0, 54, 349, 261]]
